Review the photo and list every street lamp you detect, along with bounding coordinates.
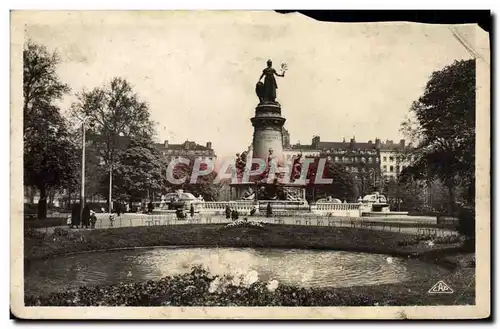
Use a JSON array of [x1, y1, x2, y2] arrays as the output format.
[[76, 115, 93, 222]]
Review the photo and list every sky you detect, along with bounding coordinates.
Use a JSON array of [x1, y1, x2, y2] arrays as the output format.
[[24, 11, 478, 157]]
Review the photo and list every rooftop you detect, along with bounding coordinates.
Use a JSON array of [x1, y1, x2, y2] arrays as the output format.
[[154, 140, 214, 152]]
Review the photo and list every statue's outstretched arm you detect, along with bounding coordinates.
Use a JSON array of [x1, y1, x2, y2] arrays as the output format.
[[274, 71, 285, 77], [258, 73, 264, 81]]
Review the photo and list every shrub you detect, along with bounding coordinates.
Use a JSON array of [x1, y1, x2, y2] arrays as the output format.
[[24, 228, 47, 239], [53, 228, 70, 237], [457, 206, 475, 240]]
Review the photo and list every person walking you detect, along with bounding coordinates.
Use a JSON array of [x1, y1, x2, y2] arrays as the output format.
[[71, 202, 81, 229], [116, 201, 122, 217], [190, 203, 195, 218], [266, 202, 273, 218], [225, 205, 231, 219], [148, 200, 154, 214], [231, 209, 239, 221], [82, 203, 91, 229], [90, 210, 97, 229]]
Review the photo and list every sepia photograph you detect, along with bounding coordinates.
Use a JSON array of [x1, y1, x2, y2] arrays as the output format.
[[10, 10, 490, 320]]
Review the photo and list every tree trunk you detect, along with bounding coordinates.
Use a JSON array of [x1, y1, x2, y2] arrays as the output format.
[[447, 185, 455, 216], [37, 185, 47, 220], [29, 187, 35, 204]]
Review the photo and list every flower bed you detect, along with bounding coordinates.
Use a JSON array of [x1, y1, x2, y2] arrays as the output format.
[[225, 219, 265, 229], [25, 265, 474, 306]]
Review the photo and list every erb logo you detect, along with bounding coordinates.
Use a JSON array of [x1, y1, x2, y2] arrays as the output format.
[[428, 281, 454, 294]]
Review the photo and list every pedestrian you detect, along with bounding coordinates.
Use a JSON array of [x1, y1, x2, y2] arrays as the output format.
[[71, 202, 81, 228], [66, 215, 72, 228], [148, 200, 154, 214], [225, 205, 231, 219], [109, 214, 115, 227], [266, 202, 273, 218], [231, 209, 239, 221], [250, 206, 257, 216], [82, 204, 91, 229], [90, 210, 97, 229], [116, 201, 122, 217], [190, 203, 195, 218]]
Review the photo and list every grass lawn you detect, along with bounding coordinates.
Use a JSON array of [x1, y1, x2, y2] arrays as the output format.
[[24, 217, 68, 229], [24, 223, 468, 261]]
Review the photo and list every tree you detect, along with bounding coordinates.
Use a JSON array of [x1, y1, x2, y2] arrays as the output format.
[[401, 59, 475, 214], [383, 176, 426, 212], [71, 77, 156, 202], [23, 41, 77, 219], [305, 158, 357, 202], [105, 137, 165, 202], [165, 159, 221, 201]]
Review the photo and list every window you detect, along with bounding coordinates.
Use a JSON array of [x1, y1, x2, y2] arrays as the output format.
[[389, 156, 394, 161], [334, 156, 339, 162], [383, 165, 387, 172], [390, 165, 394, 172], [383, 156, 387, 162], [368, 157, 373, 163], [396, 165, 400, 173], [352, 167, 358, 173], [361, 157, 366, 163], [375, 157, 380, 163]]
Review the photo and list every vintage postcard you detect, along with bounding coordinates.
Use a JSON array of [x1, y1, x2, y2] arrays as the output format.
[[10, 11, 490, 319]]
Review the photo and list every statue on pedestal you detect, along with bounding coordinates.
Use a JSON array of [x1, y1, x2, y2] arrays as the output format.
[[256, 60, 287, 103]]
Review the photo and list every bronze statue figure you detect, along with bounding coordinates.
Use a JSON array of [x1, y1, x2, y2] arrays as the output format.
[[256, 59, 285, 103]]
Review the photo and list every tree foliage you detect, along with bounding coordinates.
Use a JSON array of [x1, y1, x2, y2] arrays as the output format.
[[166, 159, 221, 201], [401, 59, 475, 212], [103, 137, 165, 201], [71, 77, 157, 202], [71, 77, 155, 163], [23, 40, 77, 219], [305, 158, 357, 202]]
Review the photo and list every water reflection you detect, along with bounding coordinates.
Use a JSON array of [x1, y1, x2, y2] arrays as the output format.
[[25, 247, 449, 296]]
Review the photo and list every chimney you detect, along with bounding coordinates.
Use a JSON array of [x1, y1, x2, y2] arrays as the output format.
[[312, 136, 320, 149], [368, 140, 373, 144], [375, 138, 381, 149], [206, 141, 212, 149], [400, 139, 406, 148], [164, 140, 169, 148], [350, 136, 355, 147]]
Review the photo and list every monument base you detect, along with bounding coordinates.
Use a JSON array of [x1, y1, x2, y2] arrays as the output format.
[[229, 182, 307, 202]]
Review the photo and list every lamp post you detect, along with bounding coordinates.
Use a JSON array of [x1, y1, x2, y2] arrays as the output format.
[[77, 116, 92, 222], [109, 161, 113, 214]]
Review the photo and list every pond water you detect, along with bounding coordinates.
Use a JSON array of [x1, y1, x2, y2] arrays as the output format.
[[25, 247, 449, 296]]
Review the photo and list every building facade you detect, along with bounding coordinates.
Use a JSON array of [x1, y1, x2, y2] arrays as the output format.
[[283, 135, 414, 181], [283, 135, 381, 177], [379, 139, 414, 180], [154, 140, 216, 164]]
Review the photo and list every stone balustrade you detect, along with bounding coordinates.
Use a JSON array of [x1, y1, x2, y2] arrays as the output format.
[[201, 201, 256, 213], [200, 200, 362, 218], [311, 202, 362, 217]]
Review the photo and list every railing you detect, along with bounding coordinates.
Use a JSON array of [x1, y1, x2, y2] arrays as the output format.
[[311, 202, 362, 217], [33, 212, 458, 237], [202, 201, 256, 212]]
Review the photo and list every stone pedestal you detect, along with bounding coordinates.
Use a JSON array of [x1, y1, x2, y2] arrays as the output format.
[[250, 102, 286, 165]]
